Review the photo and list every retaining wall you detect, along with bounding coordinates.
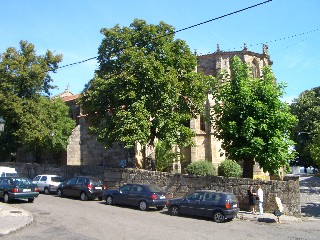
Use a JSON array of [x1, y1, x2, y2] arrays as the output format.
[[1, 162, 301, 217]]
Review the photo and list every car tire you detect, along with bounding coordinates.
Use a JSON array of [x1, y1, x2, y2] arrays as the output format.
[[170, 205, 180, 216], [156, 206, 165, 211], [80, 192, 88, 201], [4, 193, 10, 203], [139, 200, 149, 211], [105, 195, 113, 205], [213, 211, 225, 223], [44, 187, 50, 195], [57, 189, 63, 197], [28, 198, 34, 203]]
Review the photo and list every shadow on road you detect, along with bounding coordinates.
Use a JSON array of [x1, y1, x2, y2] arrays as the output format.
[[299, 175, 320, 219]]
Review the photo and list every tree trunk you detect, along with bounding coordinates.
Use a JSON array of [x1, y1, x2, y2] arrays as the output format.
[[243, 157, 254, 179]]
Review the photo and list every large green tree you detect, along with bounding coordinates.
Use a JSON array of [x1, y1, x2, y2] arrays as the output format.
[[290, 87, 320, 168], [81, 19, 213, 167], [210, 56, 296, 178], [0, 40, 75, 162]]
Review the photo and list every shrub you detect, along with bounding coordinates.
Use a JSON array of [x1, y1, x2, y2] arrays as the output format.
[[218, 159, 242, 177], [186, 161, 217, 176]]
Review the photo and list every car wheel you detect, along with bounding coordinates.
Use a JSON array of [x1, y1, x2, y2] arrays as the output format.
[[44, 187, 50, 195], [105, 195, 113, 205], [139, 200, 149, 211], [28, 198, 34, 203], [170, 205, 180, 216], [213, 211, 225, 223], [4, 193, 10, 203], [57, 189, 63, 197], [80, 192, 88, 201], [156, 206, 165, 211]]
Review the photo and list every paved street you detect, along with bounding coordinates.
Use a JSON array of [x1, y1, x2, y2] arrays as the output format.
[[1, 174, 320, 240]]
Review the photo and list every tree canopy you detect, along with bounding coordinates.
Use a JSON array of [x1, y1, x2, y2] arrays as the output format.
[[290, 87, 320, 168], [0, 40, 75, 162], [210, 56, 297, 178], [80, 19, 213, 159]]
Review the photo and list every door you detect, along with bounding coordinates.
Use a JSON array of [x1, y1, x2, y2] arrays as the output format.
[[37, 176, 48, 192], [63, 178, 77, 196], [179, 192, 204, 215], [127, 184, 144, 206], [114, 184, 132, 205]]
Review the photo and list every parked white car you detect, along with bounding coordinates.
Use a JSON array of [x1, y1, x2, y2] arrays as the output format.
[[32, 175, 64, 194]]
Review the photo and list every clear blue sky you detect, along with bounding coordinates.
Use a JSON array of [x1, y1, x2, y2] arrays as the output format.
[[1, 0, 319, 103]]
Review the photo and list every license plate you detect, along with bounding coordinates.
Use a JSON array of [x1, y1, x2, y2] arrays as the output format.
[[233, 204, 237, 207], [23, 189, 31, 192], [159, 196, 166, 199], [95, 187, 102, 190]]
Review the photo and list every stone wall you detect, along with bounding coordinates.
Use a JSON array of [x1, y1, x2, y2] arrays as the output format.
[[1, 162, 301, 217]]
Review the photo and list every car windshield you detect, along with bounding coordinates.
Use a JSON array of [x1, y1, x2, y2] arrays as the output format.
[[52, 177, 64, 182], [148, 185, 162, 192]]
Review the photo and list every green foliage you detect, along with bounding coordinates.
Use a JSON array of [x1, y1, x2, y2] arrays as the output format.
[[210, 56, 297, 176], [290, 87, 320, 168], [0, 41, 74, 161], [185, 161, 217, 176], [81, 19, 213, 153], [218, 159, 242, 177], [155, 140, 180, 172]]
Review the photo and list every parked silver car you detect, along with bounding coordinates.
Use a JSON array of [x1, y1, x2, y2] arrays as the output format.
[[32, 175, 64, 194]]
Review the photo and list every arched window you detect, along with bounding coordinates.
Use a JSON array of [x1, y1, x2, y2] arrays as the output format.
[[252, 59, 260, 78]]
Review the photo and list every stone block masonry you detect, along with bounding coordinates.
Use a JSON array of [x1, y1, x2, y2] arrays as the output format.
[[2, 162, 301, 217]]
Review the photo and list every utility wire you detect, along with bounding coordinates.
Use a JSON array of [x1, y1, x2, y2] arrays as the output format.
[[57, 0, 272, 70]]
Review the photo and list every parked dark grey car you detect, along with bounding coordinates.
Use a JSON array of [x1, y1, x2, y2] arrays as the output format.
[[104, 183, 169, 211], [168, 190, 239, 223], [57, 176, 106, 201]]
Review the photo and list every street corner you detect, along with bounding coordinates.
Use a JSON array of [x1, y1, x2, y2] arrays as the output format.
[[0, 203, 33, 236]]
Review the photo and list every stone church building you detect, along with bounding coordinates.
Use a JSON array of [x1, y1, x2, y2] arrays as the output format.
[[16, 44, 272, 176], [55, 44, 272, 173]]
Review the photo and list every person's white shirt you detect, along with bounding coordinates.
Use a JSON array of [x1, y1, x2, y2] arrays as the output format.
[[275, 196, 283, 212], [257, 188, 263, 202]]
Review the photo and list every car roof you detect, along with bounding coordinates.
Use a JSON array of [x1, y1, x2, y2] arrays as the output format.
[[36, 175, 62, 177], [194, 190, 234, 195]]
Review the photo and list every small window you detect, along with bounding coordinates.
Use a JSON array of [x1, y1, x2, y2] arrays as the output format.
[[186, 192, 204, 201], [120, 184, 132, 193], [77, 178, 85, 184], [67, 178, 77, 185], [40, 176, 47, 181]]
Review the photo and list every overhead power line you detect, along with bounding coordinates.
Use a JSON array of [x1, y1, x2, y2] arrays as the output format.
[[57, 0, 272, 70]]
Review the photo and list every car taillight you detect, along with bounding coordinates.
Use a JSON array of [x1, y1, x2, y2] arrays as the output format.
[[11, 188, 19, 193], [225, 201, 231, 209], [166, 194, 171, 199], [150, 194, 157, 200], [87, 183, 93, 190], [103, 184, 107, 190], [34, 187, 39, 192]]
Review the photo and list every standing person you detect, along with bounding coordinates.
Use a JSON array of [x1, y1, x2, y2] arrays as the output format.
[[257, 185, 264, 215], [274, 196, 283, 223], [247, 186, 257, 214]]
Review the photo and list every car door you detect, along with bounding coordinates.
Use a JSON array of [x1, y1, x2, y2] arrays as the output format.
[[63, 177, 77, 196], [114, 184, 132, 205], [198, 192, 220, 217], [179, 192, 204, 216], [37, 175, 48, 192], [74, 177, 86, 197], [127, 184, 144, 207], [0, 178, 7, 198]]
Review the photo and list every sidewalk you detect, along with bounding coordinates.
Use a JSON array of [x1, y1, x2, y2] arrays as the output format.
[[237, 210, 302, 223], [0, 203, 33, 236]]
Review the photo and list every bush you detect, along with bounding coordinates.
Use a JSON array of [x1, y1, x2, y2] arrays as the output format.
[[186, 161, 217, 176], [218, 159, 242, 177]]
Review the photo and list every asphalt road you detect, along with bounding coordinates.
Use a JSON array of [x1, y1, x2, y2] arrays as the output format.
[[1, 193, 320, 240]]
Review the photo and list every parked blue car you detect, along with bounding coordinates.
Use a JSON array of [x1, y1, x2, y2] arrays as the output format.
[[168, 190, 240, 223], [104, 183, 169, 211]]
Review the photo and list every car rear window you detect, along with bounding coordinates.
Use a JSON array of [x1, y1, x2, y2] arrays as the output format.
[[90, 178, 102, 185], [148, 185, 162, 192], [51, 177, 64, 182]]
